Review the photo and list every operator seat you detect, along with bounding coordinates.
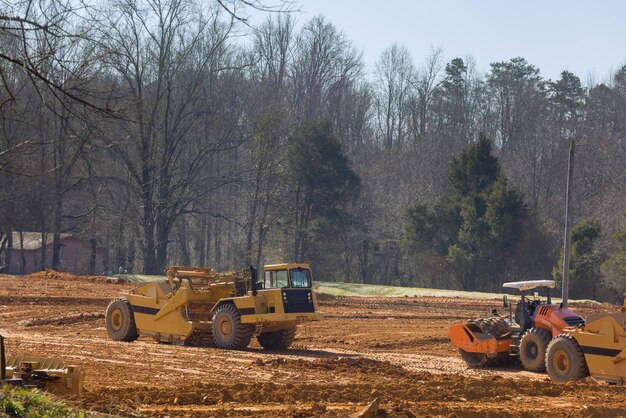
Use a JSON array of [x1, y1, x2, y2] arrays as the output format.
[[514, 299, 531, 331]]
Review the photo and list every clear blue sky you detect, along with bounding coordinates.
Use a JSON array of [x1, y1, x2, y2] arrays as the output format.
[[248, 0, 626, 82]]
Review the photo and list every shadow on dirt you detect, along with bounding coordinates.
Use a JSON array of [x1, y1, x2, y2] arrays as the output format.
[[247, 347, 360, 359]]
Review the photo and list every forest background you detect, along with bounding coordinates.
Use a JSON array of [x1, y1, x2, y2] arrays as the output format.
[[1, 0, 625, 302]]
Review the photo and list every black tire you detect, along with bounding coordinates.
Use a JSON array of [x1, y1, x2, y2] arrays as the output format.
[[519, 327, 552, 372], [546, 334, 589, 382], [257, 327, 297, 350], [105, 298, 138, 342], [211, 304, 254, 350]]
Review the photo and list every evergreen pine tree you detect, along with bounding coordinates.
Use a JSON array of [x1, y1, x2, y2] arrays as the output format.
[[553, 219, 603, 300], [404, 134, 527, 290]]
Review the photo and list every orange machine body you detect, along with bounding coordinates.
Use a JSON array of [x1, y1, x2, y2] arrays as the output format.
[[449, 323, 512, 357], [532, 305, 582, 337]]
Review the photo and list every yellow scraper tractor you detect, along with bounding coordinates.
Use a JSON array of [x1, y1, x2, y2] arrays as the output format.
[[105, 263, 322, 350], [1, 335, 84, 395], [449, 280, 584, 371], [546, 296, 626, 383]]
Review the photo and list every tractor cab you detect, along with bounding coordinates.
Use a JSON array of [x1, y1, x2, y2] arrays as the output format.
[[256, 263, 316, 314], [260, 263, 313, 290], [502, 280, 555, 332]]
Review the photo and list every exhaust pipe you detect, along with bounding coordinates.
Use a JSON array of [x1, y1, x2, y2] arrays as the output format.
[[250, 266, 258, 296]]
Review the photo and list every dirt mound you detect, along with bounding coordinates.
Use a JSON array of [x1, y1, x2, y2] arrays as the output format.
[[278, 356, 431, 381], [28, 269, 126, 284], [81, 372, 618, 418]]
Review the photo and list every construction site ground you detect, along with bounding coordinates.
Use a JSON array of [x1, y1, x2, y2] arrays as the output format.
[[1, 271, 625, 417]]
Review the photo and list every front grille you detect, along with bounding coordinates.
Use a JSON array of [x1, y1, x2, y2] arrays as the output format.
[[282, 289, 315, 313], [563, 316, 585, 327]]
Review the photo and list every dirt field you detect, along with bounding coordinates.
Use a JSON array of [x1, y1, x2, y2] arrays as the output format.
[[1, 272, 625, 417]]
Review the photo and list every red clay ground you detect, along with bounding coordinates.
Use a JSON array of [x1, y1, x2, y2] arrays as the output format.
[[1, 272, 625, 417]]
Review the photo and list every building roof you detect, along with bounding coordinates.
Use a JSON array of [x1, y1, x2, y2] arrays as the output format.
[[11, 232, 73, 251]]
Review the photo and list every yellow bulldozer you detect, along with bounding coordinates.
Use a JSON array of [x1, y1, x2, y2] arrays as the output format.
[[105, 263, 322, 350], [546, 296, 626, 383], [1, 335, 84, 395]]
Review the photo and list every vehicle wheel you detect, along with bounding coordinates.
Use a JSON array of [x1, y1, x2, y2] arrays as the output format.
[[546, 334, 589, 382], [211, 304, 254, 350], [257, 327, 297, 350], [105, 298, 138, 342], [519, 327, 551, 371]]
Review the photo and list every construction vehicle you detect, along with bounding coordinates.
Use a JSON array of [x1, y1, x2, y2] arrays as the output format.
[[1, 335, 84, 395], [105, 263, 322, 350], [545, 296, 626, 383], [449, 279, 585, 371]]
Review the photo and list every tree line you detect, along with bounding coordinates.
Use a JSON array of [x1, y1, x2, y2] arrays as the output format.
[[1, 0, 625, 301]]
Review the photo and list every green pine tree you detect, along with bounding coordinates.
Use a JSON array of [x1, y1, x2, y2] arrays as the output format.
[[553, 219, 603, 300], [287, 120, 360, 264], [404, 134, 527, 291], [601, 213, 626, 299]]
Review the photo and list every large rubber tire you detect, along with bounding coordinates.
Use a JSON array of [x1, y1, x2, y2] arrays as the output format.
[[105, 298, 139, 342], [211, 304, 254, 350], [257, 327, 297, 350], [519, 327, 552, 372], [546, 334, 589, 382], [460, 317, 513, 368]]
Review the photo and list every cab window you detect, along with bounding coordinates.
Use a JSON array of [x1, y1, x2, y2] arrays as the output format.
[[263, 269, 289, 288], [290, 268, 311, 288]]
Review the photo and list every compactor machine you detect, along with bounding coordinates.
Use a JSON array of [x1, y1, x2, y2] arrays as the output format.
[[546, 295, 626, 383], [105, 263, 322, 350], [1, 335, 84, 395], [449, 280, 584, 371]]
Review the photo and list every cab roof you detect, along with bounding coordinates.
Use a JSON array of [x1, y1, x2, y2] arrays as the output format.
[[263, 263, 311, 270], [502, 280, 556, 291]]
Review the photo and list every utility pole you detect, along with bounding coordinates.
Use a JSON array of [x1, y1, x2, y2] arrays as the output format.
[[561, 140, 575, 308]]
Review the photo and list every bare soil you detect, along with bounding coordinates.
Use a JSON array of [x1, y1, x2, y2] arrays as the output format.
[[1, 272, 625, 417]]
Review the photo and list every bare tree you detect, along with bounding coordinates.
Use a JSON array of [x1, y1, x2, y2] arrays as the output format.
[[290, 16, 363, 124], [96, 0, 245, 273], [407, 47, 444, 141], [373, 44, 414, 150]]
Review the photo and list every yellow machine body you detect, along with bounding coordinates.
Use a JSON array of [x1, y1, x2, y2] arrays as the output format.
[[567, 312, 626, 383], [116, 263, 322, 346], [546, 296, 626, 383]]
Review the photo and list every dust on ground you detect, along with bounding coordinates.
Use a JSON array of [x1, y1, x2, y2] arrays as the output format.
[[0, 273, 624, 417]]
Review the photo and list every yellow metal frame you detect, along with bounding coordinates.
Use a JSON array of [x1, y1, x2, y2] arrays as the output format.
[[5, 355, 84, 396], [569, 314, 626, 383]]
